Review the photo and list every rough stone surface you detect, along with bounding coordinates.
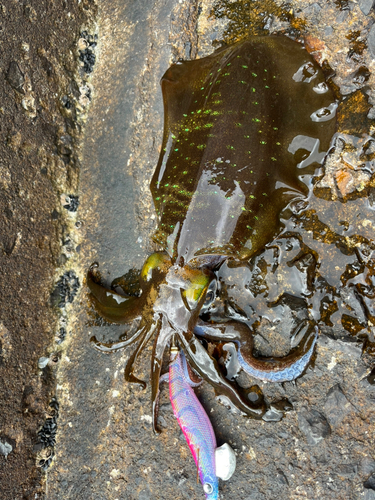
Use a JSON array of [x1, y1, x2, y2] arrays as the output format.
[[359, 0, 375, 16], [297, 409, 331, 446], [0, 1, 96, 499], [324, 384, 357, 427], [6, 61, 25, 93], [48, 1, 375, 499], [368, 22, 375, 57], [365, 473, 375, 490], [47, 1, 375, 499]]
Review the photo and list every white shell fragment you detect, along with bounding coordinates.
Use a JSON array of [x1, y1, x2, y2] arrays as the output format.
[[38, 357, 49, 369], [215, 443, 236, 481]]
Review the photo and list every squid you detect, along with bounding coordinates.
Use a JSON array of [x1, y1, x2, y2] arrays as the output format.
[[87, 35, 336, 432]]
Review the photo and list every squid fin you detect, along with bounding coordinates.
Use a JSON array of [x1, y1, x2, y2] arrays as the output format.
[[87, 263, 140, 324]]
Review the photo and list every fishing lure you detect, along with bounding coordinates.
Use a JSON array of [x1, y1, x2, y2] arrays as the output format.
[[169, 343, 236, 499], [87, 35, 337, 431]]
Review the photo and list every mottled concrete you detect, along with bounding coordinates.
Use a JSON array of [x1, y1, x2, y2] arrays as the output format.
[[0, 1, 96, 499]]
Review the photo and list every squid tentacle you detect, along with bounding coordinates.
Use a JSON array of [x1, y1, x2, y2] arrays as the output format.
[[194, 319, 318, 383], [90, 325, 145, 353], [151, 316, 173, 434], [158, 349, 204, 389], [124, 320, 160, 388], [237, 322, 318, 383], [180, 349, 203, 388], [178, 330, 266, 419]]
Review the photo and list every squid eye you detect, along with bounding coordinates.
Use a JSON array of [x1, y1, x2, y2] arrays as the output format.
[[203, 279, 217, 306], [203, 482, 214, 495], [181, 270, 211, 310], [140, 252, 171, 282]]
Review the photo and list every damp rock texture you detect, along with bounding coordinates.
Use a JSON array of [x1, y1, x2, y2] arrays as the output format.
[[7, 0, 373, 500], [0, 1, 97, 499]]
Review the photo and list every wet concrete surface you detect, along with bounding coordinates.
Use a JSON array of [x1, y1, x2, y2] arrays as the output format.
[[1, 0, 375, 499]]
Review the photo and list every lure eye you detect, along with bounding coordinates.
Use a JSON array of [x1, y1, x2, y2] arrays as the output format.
[[203, 482, 214, 495], [181, 270, 211, 310], [140, 252, 171, 282]]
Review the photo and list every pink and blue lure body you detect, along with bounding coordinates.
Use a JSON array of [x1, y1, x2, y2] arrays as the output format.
[[169, 347, 218, 499]]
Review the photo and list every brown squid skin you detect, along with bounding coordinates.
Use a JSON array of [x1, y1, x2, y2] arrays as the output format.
[[87, 35, 337, 431], [151, 36, 337, 263]]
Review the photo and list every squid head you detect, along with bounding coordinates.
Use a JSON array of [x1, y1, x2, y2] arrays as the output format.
[[87, 252, 266, 433]]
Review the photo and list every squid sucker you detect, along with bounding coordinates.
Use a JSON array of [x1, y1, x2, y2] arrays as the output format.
[[87, 35, 337, 433]]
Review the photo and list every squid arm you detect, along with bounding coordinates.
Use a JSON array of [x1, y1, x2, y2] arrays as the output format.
[[179, 330, 266, 419], [151, 316, 174, 434], [124, 320, 161, 389], [194, 320, 318, 383]]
